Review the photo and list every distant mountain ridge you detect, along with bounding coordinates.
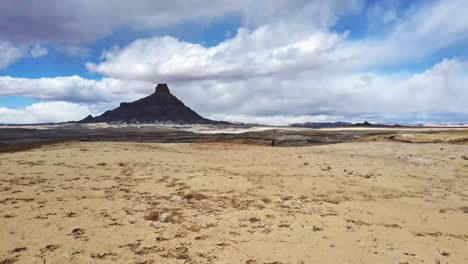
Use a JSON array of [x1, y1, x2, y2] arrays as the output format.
[[290, 121, 388, 128], [289, 121, 468, 128], [289, 122, 352, 128], [80, 84, 223, 124]]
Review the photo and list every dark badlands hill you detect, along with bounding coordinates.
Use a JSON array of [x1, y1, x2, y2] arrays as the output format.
[[80, 84, 222, 124]]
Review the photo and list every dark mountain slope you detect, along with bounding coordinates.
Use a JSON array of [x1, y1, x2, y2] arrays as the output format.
[[81, 84, 220, 124]]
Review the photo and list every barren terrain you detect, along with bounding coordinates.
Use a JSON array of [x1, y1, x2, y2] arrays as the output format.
[[1, 131, 468, 263]]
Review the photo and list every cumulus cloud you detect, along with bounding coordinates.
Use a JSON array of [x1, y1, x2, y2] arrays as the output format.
[[180, 58, 468, 123], [0, 75, 152, 103], [2, 58, 467, 125], [0, 102, 91, 124], [87, 0, 468, 81], [87, 28, 346, 82]]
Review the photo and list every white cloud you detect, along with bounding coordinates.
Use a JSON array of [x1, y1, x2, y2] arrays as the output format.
[[347, 0, 468, 67], [0, 102, 91, 124], [0, 42, 49, 69], [0, 75, 152, 103], [87, 0, 468, 82], [0, 42, 28, 69], [184, 58, 468, 124], [30, 44, 48, 58], [2, 58, 467, 125], [86, 27, 346, 82]]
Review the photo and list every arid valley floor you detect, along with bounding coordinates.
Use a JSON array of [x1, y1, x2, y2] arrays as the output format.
[[1, 128, 468, 263]]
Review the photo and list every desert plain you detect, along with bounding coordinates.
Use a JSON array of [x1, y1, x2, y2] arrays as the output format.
[[0, 127, 468, 264]]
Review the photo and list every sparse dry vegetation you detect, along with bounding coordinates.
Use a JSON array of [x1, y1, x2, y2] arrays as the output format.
[[1, 139, 467, 263]]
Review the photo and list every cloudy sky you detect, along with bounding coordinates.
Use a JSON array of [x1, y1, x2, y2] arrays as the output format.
[[0, 0, 467, 125]]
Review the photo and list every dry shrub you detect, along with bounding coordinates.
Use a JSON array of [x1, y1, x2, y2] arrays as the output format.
[[460, 206, 468, 214], [145, 210, 183, 224], [249, 217, 261, 223], [161, 246, 189, 260], [0, 258, 17, 264], [144, 211, 160, 221], [183, 192, 208, 201]]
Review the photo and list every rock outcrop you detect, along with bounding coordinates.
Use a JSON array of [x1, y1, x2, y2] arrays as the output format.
[[80, 84, 218, 124]]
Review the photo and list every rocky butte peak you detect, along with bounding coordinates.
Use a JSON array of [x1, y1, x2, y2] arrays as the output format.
[[80, 83, 223, 124], [155, 83, 170, 94]]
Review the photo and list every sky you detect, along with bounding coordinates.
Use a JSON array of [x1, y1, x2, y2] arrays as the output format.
[[0, 0, 467, 125]]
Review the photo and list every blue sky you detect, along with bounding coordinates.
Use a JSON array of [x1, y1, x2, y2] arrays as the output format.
[[0, 0, 467, 124]]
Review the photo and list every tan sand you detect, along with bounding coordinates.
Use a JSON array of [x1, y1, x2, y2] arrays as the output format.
[[1, 140, 467, 264], [360, 130, 468, 144]]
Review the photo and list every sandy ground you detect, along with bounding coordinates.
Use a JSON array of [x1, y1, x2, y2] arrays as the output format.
[[360, 130, 468, 145], [1, 141, 468, 264]]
